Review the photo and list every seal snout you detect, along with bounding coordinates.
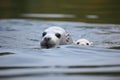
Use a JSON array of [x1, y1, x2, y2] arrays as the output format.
[[40, 37, 55, 48], [44, 37, 51, 42]]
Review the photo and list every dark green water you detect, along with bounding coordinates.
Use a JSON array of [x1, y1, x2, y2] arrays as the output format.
[[0, 0, 120, 24]]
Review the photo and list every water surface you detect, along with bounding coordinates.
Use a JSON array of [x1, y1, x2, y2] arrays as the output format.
[[0, 19, 120, 80], [0, 0, 120, 80]]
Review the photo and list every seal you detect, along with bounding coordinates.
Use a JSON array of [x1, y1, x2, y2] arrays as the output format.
[[40, 26, 73, 48], [74, 38, 92, 46]]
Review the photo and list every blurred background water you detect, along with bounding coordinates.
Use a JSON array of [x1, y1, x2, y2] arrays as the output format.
[[0, 0, 120, 80], [0, 0, 120, 24]]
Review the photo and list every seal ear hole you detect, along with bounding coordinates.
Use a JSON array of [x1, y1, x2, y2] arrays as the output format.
[[55, 33, 61, 39], [66, 39, 69, 42], [42, 32, 47, 37], [66, 37, 70, 42]]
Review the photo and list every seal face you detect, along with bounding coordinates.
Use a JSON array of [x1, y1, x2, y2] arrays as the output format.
[[40, 26, 73, 48], [74, 39, 92, 46]]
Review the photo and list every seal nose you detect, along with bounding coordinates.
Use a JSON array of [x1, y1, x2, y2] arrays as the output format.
[[44, 37, 51, 42]]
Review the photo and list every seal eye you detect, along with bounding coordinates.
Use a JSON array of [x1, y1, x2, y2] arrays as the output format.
[[86, 43, 89, 45], [55, 33, 61, 38], [42, 32, 47, 37], [77, 42, 80, 44]]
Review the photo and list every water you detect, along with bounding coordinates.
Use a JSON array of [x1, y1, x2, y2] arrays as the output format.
[[0, 0, 120, 24], [0, 0, 120, 80], [0, 19, 120, 80]]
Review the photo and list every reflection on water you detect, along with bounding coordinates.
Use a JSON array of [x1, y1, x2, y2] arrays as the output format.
[[86, 15, 99, 19], [0, 0, 120, 24], [21, 13, 75, 18], [0, 19, 120, 80], [109, 46, 120, 50]]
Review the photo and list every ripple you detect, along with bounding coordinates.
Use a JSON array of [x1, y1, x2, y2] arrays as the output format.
[[0, 52, 15, 56]]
